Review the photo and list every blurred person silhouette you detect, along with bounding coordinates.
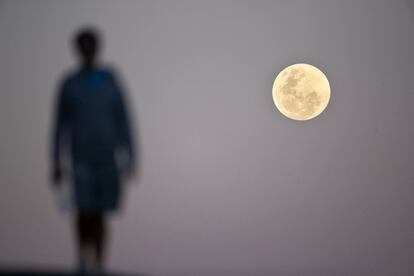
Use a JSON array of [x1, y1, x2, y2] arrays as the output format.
[[51, 27, 135, 274]]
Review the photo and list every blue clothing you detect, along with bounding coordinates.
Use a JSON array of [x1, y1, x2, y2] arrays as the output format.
[[52, 68, 134, 212]]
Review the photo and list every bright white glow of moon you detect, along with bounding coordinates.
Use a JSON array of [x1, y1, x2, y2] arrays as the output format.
[[272, 63, 330, 121]]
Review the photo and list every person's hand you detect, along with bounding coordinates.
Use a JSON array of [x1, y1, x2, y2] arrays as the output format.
[[123, 162, 136, 182], [51, 167, 63, 188]]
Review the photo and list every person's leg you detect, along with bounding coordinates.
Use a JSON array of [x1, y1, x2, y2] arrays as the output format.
[[85, 213, 106, 269], [92, 213, 106, 269], [77, 212, 106, 271], [75, 212, 94, 273]]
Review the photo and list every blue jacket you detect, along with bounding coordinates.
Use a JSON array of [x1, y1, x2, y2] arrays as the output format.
[[52, 68, 134, 168]]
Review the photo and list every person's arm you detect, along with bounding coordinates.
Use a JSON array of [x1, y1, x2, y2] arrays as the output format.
[[112, 74, 135, 176], [51, 81, 70, 186]]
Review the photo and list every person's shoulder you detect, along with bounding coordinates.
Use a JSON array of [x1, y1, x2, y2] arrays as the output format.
[[55, 70, 77, 96], [59, 69, 80, 88]]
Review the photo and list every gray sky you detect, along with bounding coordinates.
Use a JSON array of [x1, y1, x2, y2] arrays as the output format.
[[0, 1, 414, 275]]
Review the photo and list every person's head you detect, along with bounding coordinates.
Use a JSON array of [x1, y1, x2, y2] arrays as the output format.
[[73, 27, 101, 69]]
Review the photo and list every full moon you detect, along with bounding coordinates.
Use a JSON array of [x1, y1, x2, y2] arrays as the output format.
[[272, 63, 330, 121]]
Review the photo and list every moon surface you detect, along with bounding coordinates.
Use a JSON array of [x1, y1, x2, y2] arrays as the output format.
[[272, 63, 330, 121]]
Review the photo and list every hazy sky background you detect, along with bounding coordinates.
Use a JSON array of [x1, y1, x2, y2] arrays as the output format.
[[0, 1, 414, 275]]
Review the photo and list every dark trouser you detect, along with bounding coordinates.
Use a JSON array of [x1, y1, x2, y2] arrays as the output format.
[[76, 212, 106, 267]]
